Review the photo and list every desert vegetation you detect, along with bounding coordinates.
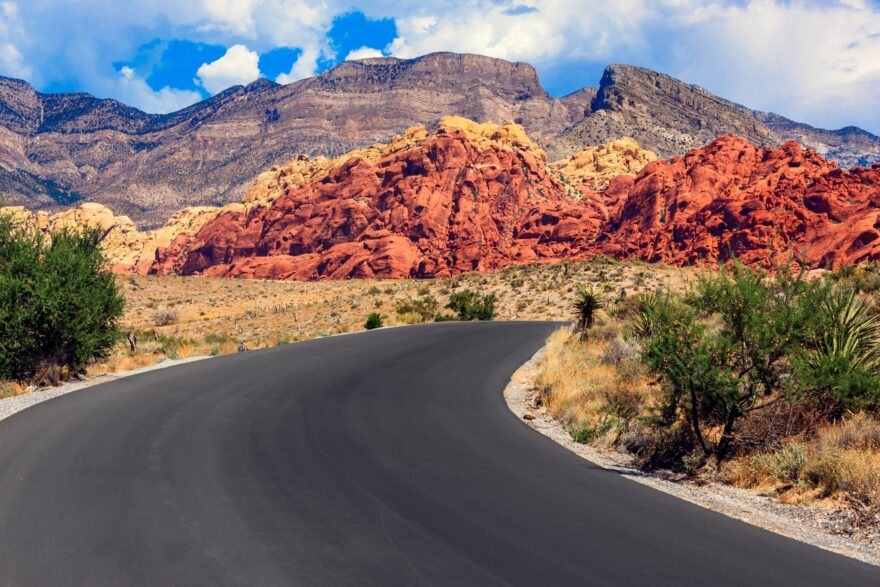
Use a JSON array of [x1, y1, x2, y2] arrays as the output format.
[[537, 262, 880, 520], [0, 216, 124, 389]]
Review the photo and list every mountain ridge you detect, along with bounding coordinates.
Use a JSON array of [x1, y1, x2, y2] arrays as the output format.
[[0, 51, 877, 225]]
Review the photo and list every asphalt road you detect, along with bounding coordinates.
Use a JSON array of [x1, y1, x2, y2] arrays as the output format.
[[0, 321, 878, 586]]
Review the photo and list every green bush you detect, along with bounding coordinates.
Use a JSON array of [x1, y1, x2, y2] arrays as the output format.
[[364, 312, 383, 330], [446, 290, 497, 321], [791, 288, 880, 415], [750, 443, 807, 483], [0, 219, 125, 381], [640, 263, 827, 465]]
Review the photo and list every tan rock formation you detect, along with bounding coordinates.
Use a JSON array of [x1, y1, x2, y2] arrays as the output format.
[[549, 138, 656, 191]]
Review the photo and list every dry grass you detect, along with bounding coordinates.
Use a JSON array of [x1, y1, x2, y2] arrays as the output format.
[[119, 259, 691, 352], [804, 415, 880, 511], [539, 319, 880, 514], [535, 323, 660, 441], [0, 380, 28, 399]]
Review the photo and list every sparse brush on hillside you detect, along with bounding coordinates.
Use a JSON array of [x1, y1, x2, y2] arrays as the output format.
[[364, 312, 383, 330], [446, 290, 497, 321], [541, 260, 880, 511], [396, 294, 440, 323], [0, 216, 124, 384]]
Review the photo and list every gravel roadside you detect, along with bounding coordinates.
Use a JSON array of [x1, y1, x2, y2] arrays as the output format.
[[504, 346, 880, 567], [0, 355, 211, 424]]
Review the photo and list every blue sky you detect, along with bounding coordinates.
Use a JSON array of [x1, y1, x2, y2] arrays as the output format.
[[1, 1, 879, 133]]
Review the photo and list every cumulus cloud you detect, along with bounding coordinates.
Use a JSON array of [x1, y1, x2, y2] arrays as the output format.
[[196, 44, 261, 93], [345, 46, 384, 61], [674, 0, 880, 132], [0, 1, 30, 79], [2, 0, 880, 131], [276, 45, 322, 83], [114, 65, 202, 112], [199, 0, 259, 36], [384, 0, 651, 63]]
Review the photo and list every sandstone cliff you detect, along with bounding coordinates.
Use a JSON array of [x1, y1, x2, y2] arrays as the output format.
[[2, 53, 878, 225], [6, 123, 880, 279]]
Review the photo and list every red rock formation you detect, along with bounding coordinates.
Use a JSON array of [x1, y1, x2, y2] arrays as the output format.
[[168, 125, 603, 279], [601, 136, 880, 268], [13, 124, 880, 280], [150, 132, 880, 279]]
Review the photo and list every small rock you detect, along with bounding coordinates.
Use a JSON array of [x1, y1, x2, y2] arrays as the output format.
[[523, 414, 535, 421]]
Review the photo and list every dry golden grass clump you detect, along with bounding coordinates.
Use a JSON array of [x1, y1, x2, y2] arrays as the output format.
[[536, 321, 660, 444], [539, 303, 880, 515]]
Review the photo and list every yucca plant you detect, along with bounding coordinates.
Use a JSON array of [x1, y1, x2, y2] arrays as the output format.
[[630, 292, 662, 340], [796, 287, 880, 414], [573, 285, 604, 333]]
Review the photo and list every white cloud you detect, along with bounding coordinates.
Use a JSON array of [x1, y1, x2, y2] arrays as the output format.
[[199, 0, 259, 36], [385, 1, 651, 63], [345, 46, 384, 61], [673, 0, 880, 131], [0, 1, 30, 79], [0, 0, 879, 133], [114, 66, 202, 113], [276, 45, 321, 83], [196, 44, 261, 93]]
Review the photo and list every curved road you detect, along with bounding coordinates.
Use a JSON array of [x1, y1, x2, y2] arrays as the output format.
[[0, 322, 877, 586]]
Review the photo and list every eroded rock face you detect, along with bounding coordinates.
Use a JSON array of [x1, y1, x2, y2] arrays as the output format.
[[601, 136, 880, 268], [173, 120, 599, 280], [549, 137, 656, 191], [548, 64, 880, 169], [7, 127, 880, 280], [0, 202, 227, 274]]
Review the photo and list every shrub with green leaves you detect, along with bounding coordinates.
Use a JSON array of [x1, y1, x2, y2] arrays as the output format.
[[0, 218, 124, 381], [640, 263, 827, 465], [364, 312, 383, 330], [792, 287, 880, 415], [446, 290, 497, 321]]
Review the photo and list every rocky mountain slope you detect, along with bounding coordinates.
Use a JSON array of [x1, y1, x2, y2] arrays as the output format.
[[2, 118, 655, 277], [0, 53, 591, 225], [549, 64, 880, 169], [5, 119, 880, 278], [1, 53, 878, 227]]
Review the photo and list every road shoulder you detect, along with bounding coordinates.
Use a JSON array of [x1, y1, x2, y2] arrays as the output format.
[[504, 346, 880, 567]]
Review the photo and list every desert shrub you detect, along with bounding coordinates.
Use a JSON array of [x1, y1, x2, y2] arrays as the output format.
[[366, 286, 381, 295], [364, 312, 383, 330], [154, 309, 178, 326], [397, 311, 423, 325], [791, 288, 880, 415], [589, 254, 618, 266], [573, 285, 604, 334], [602, 335, 640, 365], [813, 412, 880, 452], [446, 290, 497, 321], [569, 421, 600, 444], [641, 263, 827, 465], [396, 294, 439, 322], [804, 416, 880, 510], [0, 219, 124, 382], [748, 443, 808, 483], [0, 379, 25, 399]]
